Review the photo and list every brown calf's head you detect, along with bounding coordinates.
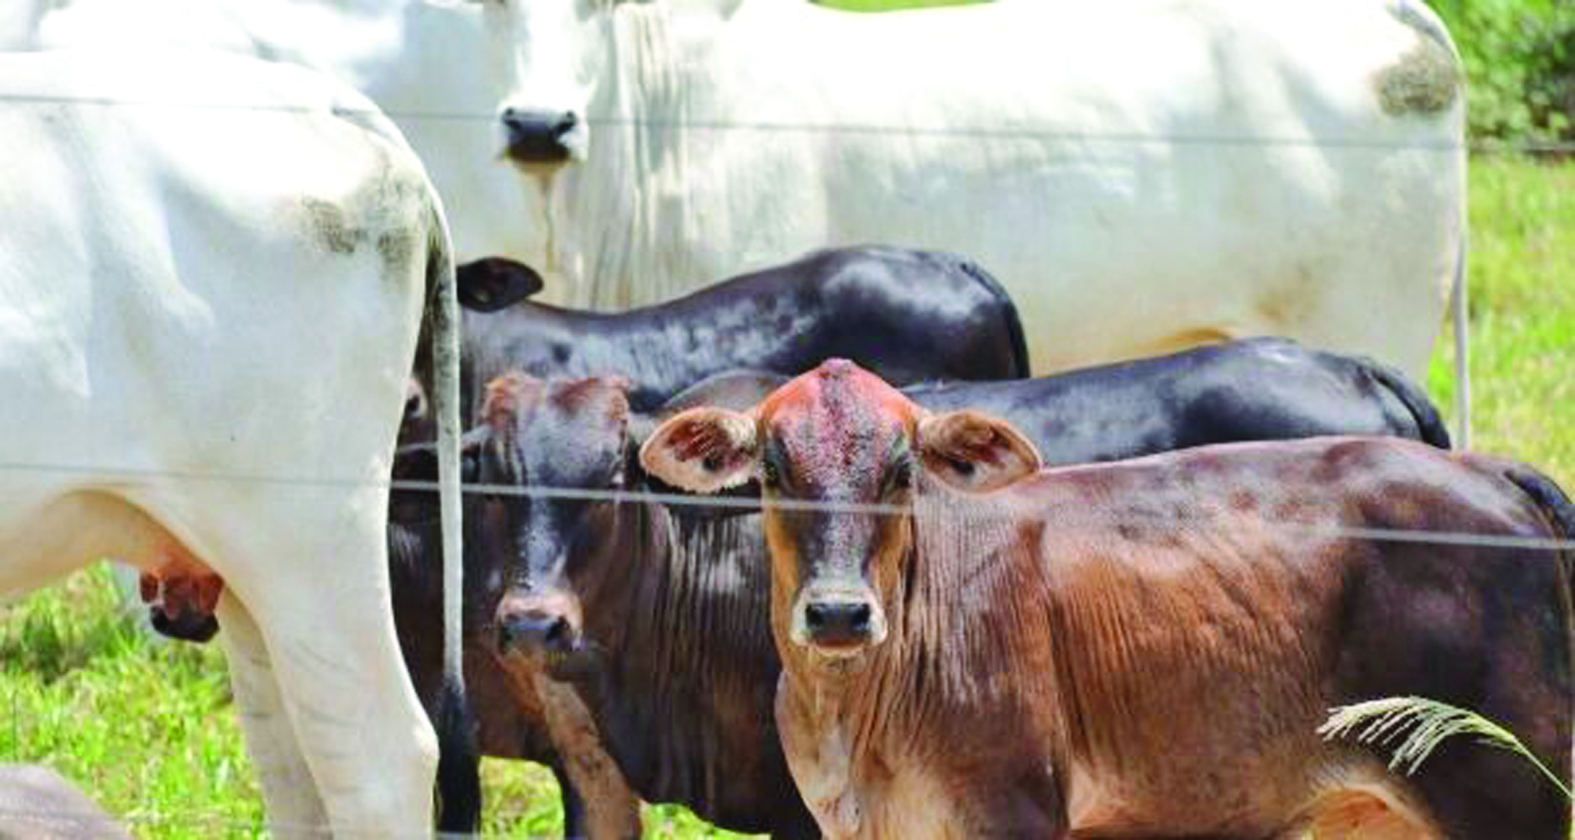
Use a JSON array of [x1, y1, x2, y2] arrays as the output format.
[[641, 359, 1040, 662], [479, 371, 635, 679], [139, 555, 224, 644]]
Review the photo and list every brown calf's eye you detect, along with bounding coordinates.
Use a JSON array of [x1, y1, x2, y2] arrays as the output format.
[[887, 464, 913, 494]]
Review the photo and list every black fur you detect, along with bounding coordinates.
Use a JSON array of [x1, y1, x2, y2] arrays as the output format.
[[953, 257, 1031, 378], [1363, 355, 1453, 449], [434, 677, 481, 835]]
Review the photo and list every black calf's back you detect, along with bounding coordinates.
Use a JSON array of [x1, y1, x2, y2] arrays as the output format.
[[907, 338, 1449, 465]]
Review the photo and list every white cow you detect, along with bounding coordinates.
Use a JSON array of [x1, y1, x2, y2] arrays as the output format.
[[482, 0, 1467, 384], [0, 49, 465, 837], [19, 0, 535, 266], [14, 0, 513, 651]]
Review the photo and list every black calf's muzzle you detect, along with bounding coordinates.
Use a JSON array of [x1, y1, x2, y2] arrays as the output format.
[[496, 609, 575, 655], [501, 108, 579, 163]]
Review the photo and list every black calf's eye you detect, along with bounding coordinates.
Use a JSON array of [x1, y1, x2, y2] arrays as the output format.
[[761, 460, 780, 489]]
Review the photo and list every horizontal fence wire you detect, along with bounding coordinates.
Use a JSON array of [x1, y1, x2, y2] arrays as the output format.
[[0, 93, 1572, 156], [0, 804, 456, 838], [0, 459, 1571, 552], [3, 37, 1568, 840]]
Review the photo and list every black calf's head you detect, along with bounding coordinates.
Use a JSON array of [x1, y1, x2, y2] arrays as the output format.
[[479, 372, 637, 678]]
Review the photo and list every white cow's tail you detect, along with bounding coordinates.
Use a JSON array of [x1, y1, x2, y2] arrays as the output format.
[[1388, 0, 1470, 448], [1451, 234, 1471, 449], [424, 200, 482, 834]]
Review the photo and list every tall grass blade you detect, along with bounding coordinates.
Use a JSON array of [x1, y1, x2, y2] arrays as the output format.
[[1318, 696, 1571, 803]]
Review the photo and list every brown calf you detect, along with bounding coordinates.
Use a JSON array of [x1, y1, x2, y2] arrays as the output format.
[[643, 359, 1573, 839], [138, 545, 223, 643]]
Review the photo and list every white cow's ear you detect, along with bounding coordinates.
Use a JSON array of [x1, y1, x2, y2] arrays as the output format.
[[916, 410, 1041, 494], [640, 407, 758, 493]]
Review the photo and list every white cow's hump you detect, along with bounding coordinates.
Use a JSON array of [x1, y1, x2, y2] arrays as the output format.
[[0, 49, 431, 484], [0, 45, 453, 834], [26, 0, 532, 264]]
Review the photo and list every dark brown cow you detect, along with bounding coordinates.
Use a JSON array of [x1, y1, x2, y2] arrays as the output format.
[[642, 360, 1573, 839], [388, 470, 643, 839], [466, 372, 818, 836]]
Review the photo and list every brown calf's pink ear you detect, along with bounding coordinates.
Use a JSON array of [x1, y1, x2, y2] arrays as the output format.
[[916, 410, 1042, 493], [639, 407, 758, 494]]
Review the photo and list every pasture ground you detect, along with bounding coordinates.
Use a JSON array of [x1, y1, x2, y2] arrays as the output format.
[[1, 157, 1569, 838]]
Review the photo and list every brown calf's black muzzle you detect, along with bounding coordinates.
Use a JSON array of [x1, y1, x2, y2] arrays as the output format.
[[149, 609, 221, 644], [793, 585, 887, 657], [804, 599, 873, 646]]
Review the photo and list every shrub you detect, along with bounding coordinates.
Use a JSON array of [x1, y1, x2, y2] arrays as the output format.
[[1432, 0, 1574, 143]]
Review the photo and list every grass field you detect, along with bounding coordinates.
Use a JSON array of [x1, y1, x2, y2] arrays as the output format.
[[1428, 157, 1574, 485], [1, 155, 1568, 838]]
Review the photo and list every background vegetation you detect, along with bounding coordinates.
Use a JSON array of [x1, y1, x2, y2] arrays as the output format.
[[1432, 0, 1574, 142], [2, 0, 1571, 837]]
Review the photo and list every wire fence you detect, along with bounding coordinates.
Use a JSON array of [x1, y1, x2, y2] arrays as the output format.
[[0, 458, 1570, 552], [1, 42, 1570, 840], [0, 91, 1571, 156], [0, 803, 458, 838], [4, 432, 1571, 837]]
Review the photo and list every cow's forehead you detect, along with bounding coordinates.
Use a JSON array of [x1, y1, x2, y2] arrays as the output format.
[[537, 380, 628, 454], [490, 375, 631, 480], [758, 361, 917, 483]]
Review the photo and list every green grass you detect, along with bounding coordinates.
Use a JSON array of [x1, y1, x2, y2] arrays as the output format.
[[1428, 157, 1575, 487], [2, 158, 1570, 836], [0, 568, 263, 839], [0, 565, 748, 838]]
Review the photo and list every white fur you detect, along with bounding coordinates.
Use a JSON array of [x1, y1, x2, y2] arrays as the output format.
[[487, 0, 1465, 379], [21, 0, 536, 266], [0, 50, 456, 837]]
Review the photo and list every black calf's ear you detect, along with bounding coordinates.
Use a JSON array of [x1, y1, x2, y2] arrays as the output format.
[[456, 257, 546, 311], [917, 410, 1041, 493], [392, 433, 487, 485], [640, 408, 759, 494]]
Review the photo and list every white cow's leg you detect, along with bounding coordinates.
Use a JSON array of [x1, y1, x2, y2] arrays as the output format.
[[217, 594, 331, 839], [242, 510, 438, 837]]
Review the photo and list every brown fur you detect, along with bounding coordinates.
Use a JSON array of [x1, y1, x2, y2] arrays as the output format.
[[138, 545, 224, 642], [644, 361, 1572, 839], [495, 656, 643, 839]]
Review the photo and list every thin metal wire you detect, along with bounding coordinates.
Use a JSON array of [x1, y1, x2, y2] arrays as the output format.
[[0, 803, 441, 837], [0, 459, 1570, 552], [0, 91, 1570, 155], [0, 801, 563, 837]]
